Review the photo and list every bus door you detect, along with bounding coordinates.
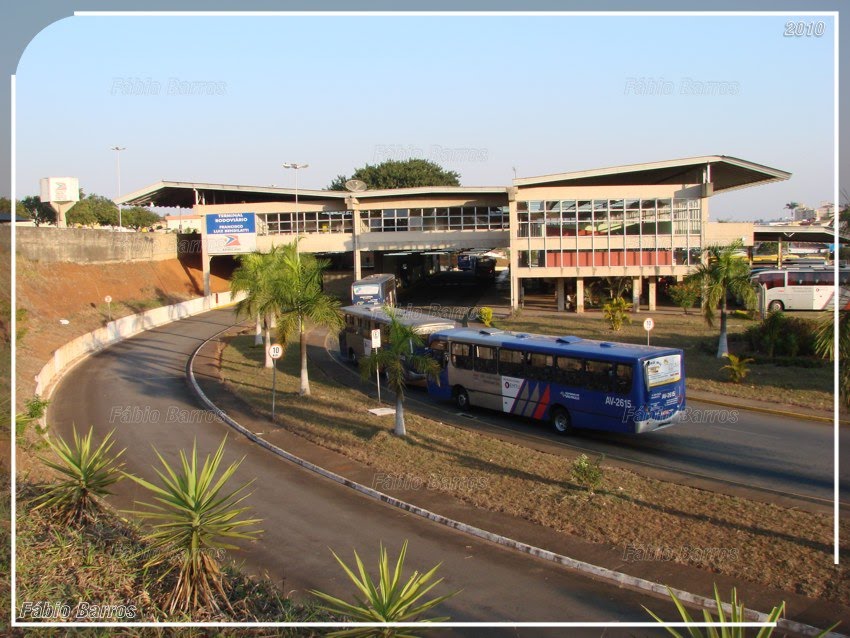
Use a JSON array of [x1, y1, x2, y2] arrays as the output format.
[[426, 338, 452, 401]]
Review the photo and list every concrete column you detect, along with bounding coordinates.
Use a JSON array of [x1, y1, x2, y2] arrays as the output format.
[[556, 278, 565, 312], [575, 278, 584, 313], [648, 276, 657, 312], [353, 249, 362, 281], [202, 254, 211, 297], [632, 277, 641, 313]]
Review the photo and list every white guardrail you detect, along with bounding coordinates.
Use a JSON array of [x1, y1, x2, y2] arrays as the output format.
[[35, 291, 243, 398]]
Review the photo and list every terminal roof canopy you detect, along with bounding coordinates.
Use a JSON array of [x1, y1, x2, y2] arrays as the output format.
[[116, 155, 791, 208], [117, 181, 507, 208], [513, 155, 791, 193]]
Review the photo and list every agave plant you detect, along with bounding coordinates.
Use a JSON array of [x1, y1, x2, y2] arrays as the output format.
[[124, 436, 262, 614], [32, 426, 125, 525], [645, 583, 837, 638], [311, 540, 459, 637]]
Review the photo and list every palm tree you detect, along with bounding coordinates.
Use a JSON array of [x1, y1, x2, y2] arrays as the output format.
[[814, 310, 850, 407], [230, 249, 282, 368], [686, 239, 757, 358], [274, 242, 343, 396], [358, 307, 441, 436]]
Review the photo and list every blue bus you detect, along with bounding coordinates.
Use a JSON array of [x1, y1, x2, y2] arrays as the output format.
[[351, 273, 397, 306], [426, 328, 685, 434]]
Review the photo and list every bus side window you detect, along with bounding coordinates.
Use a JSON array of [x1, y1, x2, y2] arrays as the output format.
[[761, 272, 785, 289], [527, 352, 553, 381], [499, 348, 525, 377], [614, 364, 633, 395], [554, 356, 583, 386], [475, 345, 498, 374], [451, 342, 473, 370], [585, 360, 612, 392]]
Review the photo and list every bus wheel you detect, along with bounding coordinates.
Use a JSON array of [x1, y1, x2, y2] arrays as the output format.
[[551, 407, 572, 435], [767, 300, 784, 312], [454, 387, 470, 410], [348, 349, 357, 366]]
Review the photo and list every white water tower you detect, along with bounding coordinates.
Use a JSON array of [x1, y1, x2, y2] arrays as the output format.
[[40, 177, 80, 227]]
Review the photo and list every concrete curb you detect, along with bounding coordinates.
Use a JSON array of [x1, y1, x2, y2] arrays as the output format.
[[188, 325, 841, 638]]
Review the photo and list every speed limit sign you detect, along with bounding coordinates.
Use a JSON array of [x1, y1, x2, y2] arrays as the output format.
[[104, 295, 112, 303], [269, 343, 284, 360], [643, 318, 654, 332]]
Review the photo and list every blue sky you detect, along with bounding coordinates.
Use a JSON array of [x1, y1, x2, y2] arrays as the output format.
[[15, 13, 836, 220]]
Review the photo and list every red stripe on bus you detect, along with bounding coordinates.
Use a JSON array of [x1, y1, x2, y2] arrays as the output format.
[[533, 385, 551, 420]]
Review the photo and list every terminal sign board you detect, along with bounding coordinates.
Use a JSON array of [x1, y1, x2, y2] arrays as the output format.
[[206, 212, 257, 255]]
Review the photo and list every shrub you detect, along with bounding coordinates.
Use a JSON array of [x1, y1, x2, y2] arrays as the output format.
[[124, 436, 262, 614], [310, 540, 459, 636], [478, 306, 494, 327], [645, 584, 787, 638], [32, 426, 125, 525], [668, 280, 700, 314], [721, 353, 753, 383], [744, 312, 818, 358], [571, 454, 603, 494], [602, 296, 632, 331]]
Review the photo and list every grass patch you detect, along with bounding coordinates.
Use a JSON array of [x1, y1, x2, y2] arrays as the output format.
[[221, 333, 849, 606], [496, 310, 833, 411]]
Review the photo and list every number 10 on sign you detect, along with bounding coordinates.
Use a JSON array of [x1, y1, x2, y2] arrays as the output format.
[[269, 344, 283, 419]]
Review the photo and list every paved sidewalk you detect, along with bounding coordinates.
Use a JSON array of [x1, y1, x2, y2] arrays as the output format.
[[193, 329, 850, 633]]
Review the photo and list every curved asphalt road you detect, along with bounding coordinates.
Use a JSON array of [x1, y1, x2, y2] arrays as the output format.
[[48, 308, 685, 629]]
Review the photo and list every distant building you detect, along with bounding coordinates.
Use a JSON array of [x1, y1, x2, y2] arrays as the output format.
[[163, 213, 203, 232]]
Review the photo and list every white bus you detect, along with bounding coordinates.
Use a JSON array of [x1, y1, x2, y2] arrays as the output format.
[[751, 267, 850, 312], [339, 305, 458, 382], [351, 273, 397, 306]]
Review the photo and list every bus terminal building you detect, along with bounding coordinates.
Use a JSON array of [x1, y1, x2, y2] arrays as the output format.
[[118, 155, 791, 311]]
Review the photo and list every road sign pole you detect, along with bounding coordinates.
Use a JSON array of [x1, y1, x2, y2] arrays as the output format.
[[643, 317, 654, 346], [268, 343, 284, 420], [375, 346, 381, 404], [271, 361, 277, 420]]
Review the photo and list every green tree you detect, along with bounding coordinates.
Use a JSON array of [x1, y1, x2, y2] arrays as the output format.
[[66, 194, 120, 227], [17, 195, 56, 225], [231, 249, 282, 368], [668, 279, 701, 314], [0, 197, 10, 215], [686, 239, 757, 358], [358, 307, 441, 436], [121, 206, 162, 228], [274, 242, 343, 396], [328, 158, 461, 191]]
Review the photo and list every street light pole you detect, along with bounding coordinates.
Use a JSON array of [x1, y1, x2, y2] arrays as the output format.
[[282, 162, 309, 242], [110, 146, 126, 228]]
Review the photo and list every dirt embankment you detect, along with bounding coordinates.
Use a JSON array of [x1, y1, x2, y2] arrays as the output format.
[[15, 256, 232, 406]]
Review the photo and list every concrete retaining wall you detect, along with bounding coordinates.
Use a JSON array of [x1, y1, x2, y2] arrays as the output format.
[[16, 227, 177, 263], [36, 291, 241, 398]]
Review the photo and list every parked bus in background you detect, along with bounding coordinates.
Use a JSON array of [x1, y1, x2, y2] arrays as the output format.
[[351, 273, 397, 306], [339, 305, 458, 383], [751, 267, 850, 312], [426, 328, 685, 434]]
